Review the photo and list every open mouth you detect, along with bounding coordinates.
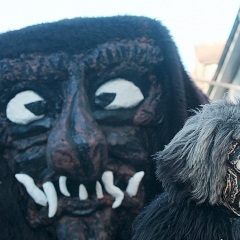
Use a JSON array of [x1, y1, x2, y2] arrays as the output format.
[[15, 168, 145, 227]]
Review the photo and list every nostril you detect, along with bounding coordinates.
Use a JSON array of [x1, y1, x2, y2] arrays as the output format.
[[76, 142, 91, 155]]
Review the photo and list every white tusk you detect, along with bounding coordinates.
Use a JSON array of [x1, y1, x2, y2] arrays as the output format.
[[96, 181, 104, 199], [15, 173, 47, 206], [79, 184, 88, 200], [42, 182, 58, 218], [101, 171, 124, 208], [59, 176, 70, 197], [126, 171, 145, 197]]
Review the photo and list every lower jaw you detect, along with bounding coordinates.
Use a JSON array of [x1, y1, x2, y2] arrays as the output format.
[[27, 192, 144, 228], [27, 196, 142, 240], [55, 207, 135, 240]]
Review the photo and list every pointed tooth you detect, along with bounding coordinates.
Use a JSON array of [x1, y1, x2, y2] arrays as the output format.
[[96, 181, 104, 199], [79, 184, 88, 200], [112, 195, 124, 209], [101, 171, 124, 208], [42, 182, 58, 218], [59, 176, 70, 197], [126, 171, 145, 197], [15, 173, 47, 206]]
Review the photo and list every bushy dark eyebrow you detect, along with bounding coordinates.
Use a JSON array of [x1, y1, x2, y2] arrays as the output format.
[[82, 37, 163, 76], [0, 53, 70, 92]]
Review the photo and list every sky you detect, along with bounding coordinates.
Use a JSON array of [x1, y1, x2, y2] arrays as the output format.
[[0, 0, 239, 72]]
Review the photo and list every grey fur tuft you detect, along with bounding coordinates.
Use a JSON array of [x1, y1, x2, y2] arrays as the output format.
[[156, 98, 240, 205]]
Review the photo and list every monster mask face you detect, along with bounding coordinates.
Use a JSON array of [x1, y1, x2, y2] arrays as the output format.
[[223, 141, 240, 216], [0, 16, 207, 239]]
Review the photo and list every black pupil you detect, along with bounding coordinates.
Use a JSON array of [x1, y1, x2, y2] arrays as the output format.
[[95, 92, 116, 108], [24, 100, 46, 116]]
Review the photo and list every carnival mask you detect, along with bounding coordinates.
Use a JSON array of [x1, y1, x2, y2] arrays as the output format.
[[0, 16, 207, 239]]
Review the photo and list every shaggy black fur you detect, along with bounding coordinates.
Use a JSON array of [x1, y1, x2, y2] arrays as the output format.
[[132, 193, 235, 240]]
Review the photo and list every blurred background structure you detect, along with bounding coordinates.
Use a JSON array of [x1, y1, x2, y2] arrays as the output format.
[[191, 42, 225, 93], [192, 8, 240, 100]]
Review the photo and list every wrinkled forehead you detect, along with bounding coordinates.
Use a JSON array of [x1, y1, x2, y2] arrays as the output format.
[[0, 37, 163, 91]]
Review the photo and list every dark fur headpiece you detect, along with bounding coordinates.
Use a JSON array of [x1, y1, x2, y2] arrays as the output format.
[[133, 98, 240, 240]]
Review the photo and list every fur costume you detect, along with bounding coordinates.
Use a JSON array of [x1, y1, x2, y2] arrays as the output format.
[[0, 16, 207, 239], [132, 98, 240, 240]]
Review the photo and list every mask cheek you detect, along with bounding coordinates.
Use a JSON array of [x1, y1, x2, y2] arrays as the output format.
[[4, 145, 47, 177], [222, 167, 240, 216], [102, 126, 149, 166]]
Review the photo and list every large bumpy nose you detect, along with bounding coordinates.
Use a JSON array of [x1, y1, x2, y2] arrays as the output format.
[[46, 76, 108, 182]]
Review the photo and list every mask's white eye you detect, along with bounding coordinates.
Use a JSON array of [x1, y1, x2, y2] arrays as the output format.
[[236, 161, 240, 171], [6, 90, 46, 125], [95, 78, 144, 110]]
